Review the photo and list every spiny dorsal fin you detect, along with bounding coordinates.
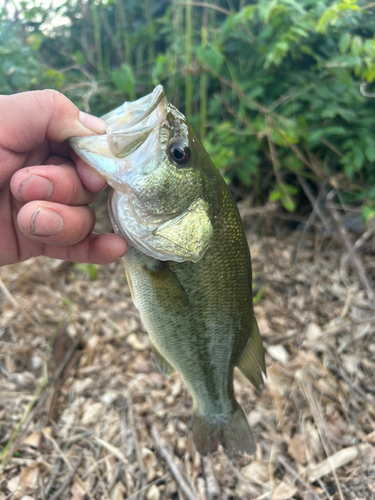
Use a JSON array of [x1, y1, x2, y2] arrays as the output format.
[[237, 315, 266, 392]]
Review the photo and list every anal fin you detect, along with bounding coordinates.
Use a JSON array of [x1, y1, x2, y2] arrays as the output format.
[[150, 342, 176, 378], [237, 315, 266, 392]]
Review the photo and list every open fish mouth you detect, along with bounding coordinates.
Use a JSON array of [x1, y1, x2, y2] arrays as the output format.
[[68, 85, 168, 179]]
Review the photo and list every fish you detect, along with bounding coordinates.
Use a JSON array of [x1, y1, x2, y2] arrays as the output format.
[[69, 85, 266, 456]]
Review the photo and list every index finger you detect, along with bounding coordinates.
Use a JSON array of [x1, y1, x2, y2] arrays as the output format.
[[0, 90, 106, 188]]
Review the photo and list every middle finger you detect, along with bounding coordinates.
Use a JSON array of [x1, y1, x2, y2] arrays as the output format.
[[10, 156, 100, 206]]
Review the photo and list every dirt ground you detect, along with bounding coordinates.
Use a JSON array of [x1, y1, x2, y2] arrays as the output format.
[[0, 202, 375, 500]]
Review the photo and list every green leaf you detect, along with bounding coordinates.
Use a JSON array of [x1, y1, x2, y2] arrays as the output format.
[[339, 33, 351, 54], [110, 63, 135, 99], [350, 36, 362, 56], [27, 33, 43, 51], [361, 205, 375, 223], [74, 263, 101, 280], [196, 46, 223, 74], [365, 142, 375, 162]]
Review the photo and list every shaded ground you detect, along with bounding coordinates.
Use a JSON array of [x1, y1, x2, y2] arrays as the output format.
[[0, 205, 375, 500]]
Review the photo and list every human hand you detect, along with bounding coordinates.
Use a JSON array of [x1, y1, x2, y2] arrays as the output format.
[[0, 89, 128, 267]]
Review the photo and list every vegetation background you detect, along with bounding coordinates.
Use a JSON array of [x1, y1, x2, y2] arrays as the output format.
[[1, 1, 375, 499], [2, 0, 375, 217]]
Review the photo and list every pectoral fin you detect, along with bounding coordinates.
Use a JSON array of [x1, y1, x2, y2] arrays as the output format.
[[124, 266, 137, 308], [150, 342, 176, 378], [237, 316, 266, 392], [147, 198, 213, 263], [143, 261, 190, 314]]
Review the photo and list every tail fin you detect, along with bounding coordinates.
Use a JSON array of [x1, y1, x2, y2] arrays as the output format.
[[192, 405, 255, 457]]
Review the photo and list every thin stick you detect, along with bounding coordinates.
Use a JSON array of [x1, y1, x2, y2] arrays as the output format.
[[1, 332, 84, 468], [49, 455, 83, 500], [342, 224, 375, 267], [259, 440, 323, 500], [127, 395, 146, 500], [202, 457, 220, 500], [0, 278, 18, 308], [297, 176, 331, 231], [295, 180, 330, 261], [182, 2, 231, 16], [326, 191, 375, 304], [151, 426, 198, 500], [125, 474, 170, 500], [300, 380, 345, 500]]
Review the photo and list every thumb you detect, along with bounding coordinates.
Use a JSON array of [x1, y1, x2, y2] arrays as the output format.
[[0, 89, 105, 153]]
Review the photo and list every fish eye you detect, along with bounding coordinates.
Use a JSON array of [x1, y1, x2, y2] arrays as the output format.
[[169, 141, 190, 165]]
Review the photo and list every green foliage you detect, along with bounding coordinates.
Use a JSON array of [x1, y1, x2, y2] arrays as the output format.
[[1, 0, 375, 216], [74, 263, 101, 281]]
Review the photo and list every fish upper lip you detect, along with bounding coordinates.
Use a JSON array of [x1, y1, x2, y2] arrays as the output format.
[[104, 85, 166, 135], [68, 85, 168, 174]]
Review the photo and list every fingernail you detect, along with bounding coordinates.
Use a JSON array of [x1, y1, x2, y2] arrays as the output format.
[[19, 175, 54, 202], [79, 111, 106, 135], [31, 207, 64, 236]]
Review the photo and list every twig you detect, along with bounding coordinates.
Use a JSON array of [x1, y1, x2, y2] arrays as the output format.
[[49, 455, 83, 500], [360, 1, 375, 11], [1, 332, 84, 468], [320, 138, 344, 158], [342, 223, 375, 267], [181, 2, 231, 16], [287, 143, 325, 178], [300, 380, 345, 500], [44, 458, 63, 497], [93, 437, 128, 466], [297, 176, 331, 231], [127, 395, 146, 500], [202, 457, 220, 500], [326, 191, 375, 304], [295, 179, 330, 261], [125, 474, 170, 500], [0, 278, 18, 308], [151, 426, 198, 500], [259, 440, 323, 500], [360, 82, 375, 98], [107, 461, 122, 494]]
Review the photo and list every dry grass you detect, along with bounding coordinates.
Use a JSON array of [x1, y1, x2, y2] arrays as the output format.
[[0, 208, 375, 500]]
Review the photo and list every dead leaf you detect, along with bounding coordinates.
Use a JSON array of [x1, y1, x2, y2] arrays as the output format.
[[127, 333, 148, 350], [105, 454, 117, 483], [81, 401, 103, 425], [131, 354, 152, 373], [304, 323, 322, 342], [267, 345, 289, 364], [241, 460, 269, 485], [7, 475, 20, 494], [21, 431, 43, 450], [110, 482, 126, 500], [147, 484, 160, 500], [71, 480, 86, 500], [272, 481, 298, 500], [288, 434, 307, 464], [19, 463, 39, 492]]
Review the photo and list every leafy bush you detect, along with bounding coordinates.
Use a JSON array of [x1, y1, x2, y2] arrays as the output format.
[[1, 0, 375, 219]]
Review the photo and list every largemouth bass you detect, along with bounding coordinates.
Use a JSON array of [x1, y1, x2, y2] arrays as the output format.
[[69, 86, 266, 456]]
